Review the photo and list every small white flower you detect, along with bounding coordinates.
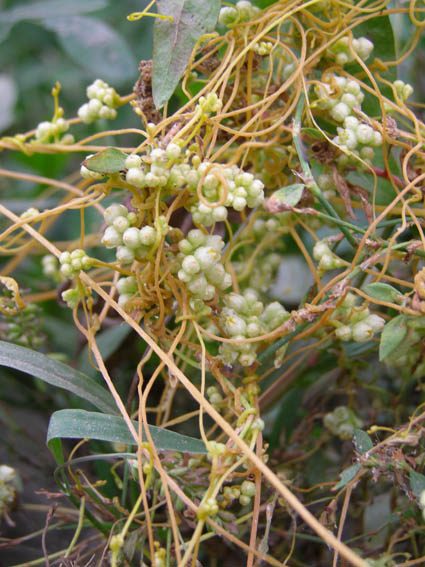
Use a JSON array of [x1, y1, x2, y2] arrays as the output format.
[[104, 204, 128, 225], [139, 226, 156, 246]]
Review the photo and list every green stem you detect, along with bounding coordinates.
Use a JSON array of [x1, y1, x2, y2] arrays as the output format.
[[293, 94, 357, 248]]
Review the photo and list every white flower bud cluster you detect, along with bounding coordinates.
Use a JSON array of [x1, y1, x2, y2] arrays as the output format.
[[393, 79, 414, 102], [190, 164, 264, 227], [218, 0, 259, 27], [0, 465, 16, 484], [323, 405, 363, 439], [331, 292, 385, 343], [122, 145, 263, 226], [252, 215, 291, 237], [59, 249, 93, 279], [177, 229, 232, 304], [332, 115, 383, 163], [253, 41, 274, 56], [219, 289, 289, 366], [116, 276, 138, 310], [313, 240, 346, 272], [42, 254, 62, 283], [326, 36, 374, 66], [124, 145, 182, 190], [153, 546, 166, 567], [61, 287, 81, 309], [78, 79, 119, 124], [198, 92, 222, 114], [197, 497, 219, 519], [35, 117, 73, 144], [238, 479, 256, 507], [101, 203, 167, 265], [206, 385, 224, 407], [314, 75, 364, 122], [245, 252, 282, 293], [0, 465, 19, 517]]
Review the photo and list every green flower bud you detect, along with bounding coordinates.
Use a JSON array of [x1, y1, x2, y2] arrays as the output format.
[[218, 6, 238, 26], [241, 480, 256, 497]]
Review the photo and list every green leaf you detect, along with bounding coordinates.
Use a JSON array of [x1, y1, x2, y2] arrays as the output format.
[[379, 314, 407, 361], [152, 0, 221, 108], [268, 183, 305, 209], [78, 325, 131, 379], [0, 340, 117, 415], [47, 409, 207, 454], [410, 469, 425, 500], [0, 0, 107, 44], [83, 147, 128, 175], [42, 17, 136, 83], [334, 464, 361, 490], [353, 429, 373, 454], [364, 282, 401, 303]]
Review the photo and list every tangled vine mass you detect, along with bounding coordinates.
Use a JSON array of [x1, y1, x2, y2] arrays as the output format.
[[3, 0, 425, 566]]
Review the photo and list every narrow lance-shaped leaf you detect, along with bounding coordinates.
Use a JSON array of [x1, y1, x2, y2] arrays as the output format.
[[47, 409, 207, 454], [152, 0, 221, 109], [0, 340, 117, 415]]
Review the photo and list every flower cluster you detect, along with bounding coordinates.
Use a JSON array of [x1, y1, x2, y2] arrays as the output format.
[[0, 465, 20, 519], [124, 147, 181, 189], [314, 74, 364, 123], [59, 249, 93, 279], [331, 293, 385, 343], [219, 289, 289, 366], [121, 143, 263, 227], [61, 287, 81, 309], [218, 1, 260, 27], [221, 480, 256, 508], [393, 79, 414, 102], [245, 251, 282, 294], [0, 302, 44, 348], [34, 117, 73, 144], [206, 385, 224, 408], [101, 203, 167, 265], [190, 164, 265, 227], [176, 230, 232, 307], [253, 41, 274, 56], [78, 79, 120, 124], [116, 276, 138, 309], [324, 405, 363, 439], [42, 254, 62, 283], [326, 36, 374, 66], [313, 239, 345, 272], [333, 115, 383, 164]]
